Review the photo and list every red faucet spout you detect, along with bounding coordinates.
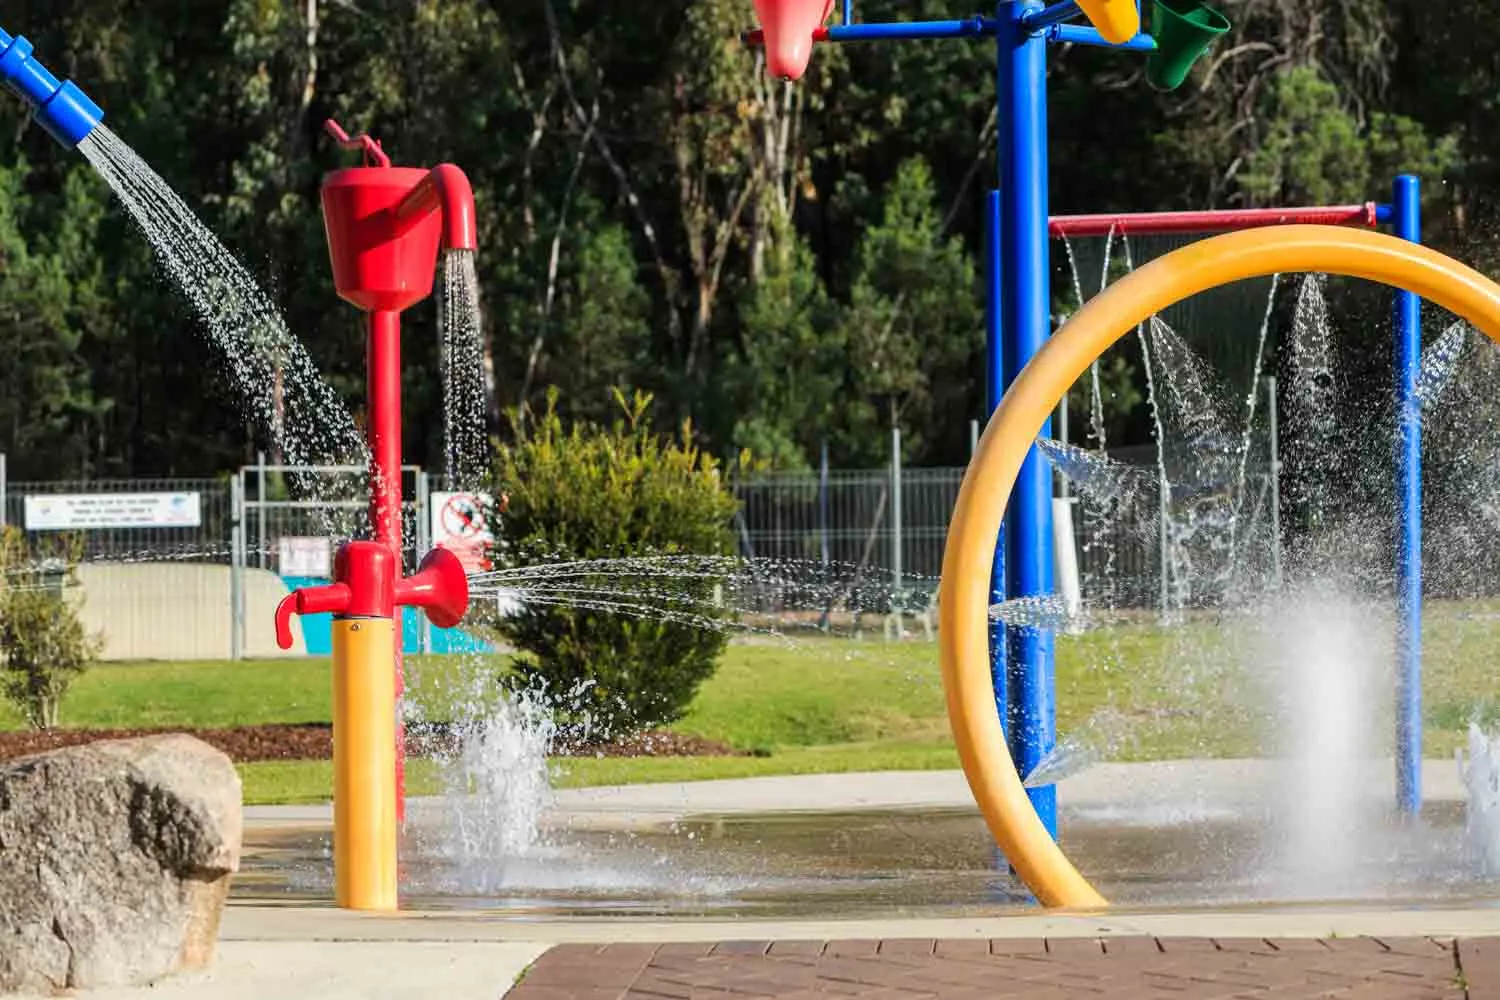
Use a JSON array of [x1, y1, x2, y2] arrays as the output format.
[[393, 164, 476, 251]]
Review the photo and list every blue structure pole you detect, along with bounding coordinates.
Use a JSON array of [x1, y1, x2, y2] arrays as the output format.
[[996, 0, 1058, 836], [823, 18, 993, 41], [1045, 24, 1157, 49], [1393, 174, 1422, 815], [0, 27, 104, 148], [1021, 1, 1083, 32], [986, 190, 1009, 737]]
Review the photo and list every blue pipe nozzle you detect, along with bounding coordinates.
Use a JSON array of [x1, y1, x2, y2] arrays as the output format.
[[0, 28, 103, 149]]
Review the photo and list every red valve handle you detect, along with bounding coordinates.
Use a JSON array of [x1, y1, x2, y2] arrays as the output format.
[[324, 119, 391, 169], [274, 582, 353, 650]]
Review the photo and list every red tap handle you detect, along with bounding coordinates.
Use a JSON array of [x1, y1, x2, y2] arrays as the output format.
[[324, 119, 391, 169], [273, 582, 353, 650], [274, 595, 297, 650]]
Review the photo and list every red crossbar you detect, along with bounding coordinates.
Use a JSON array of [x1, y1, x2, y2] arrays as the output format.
[[1048, 203, 1380, 237]]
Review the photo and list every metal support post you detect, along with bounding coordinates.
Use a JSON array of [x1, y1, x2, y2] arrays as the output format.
[[997, 0, 1057, 836], [230, 472, 244, 661], [1393, 173, 1423, 815], [257, 450, 267, 569], [891, 425, 904, 607], [819, 440, 831, 567]]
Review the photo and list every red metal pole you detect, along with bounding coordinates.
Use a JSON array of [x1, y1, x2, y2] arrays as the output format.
[[367, 308, 406, 820], [1047, 203, 1380, 237]]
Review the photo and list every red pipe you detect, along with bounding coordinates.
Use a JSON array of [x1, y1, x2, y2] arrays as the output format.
[[394, 164, 477, 251], [741, 26, 832, 44], [367, 310, 404, 557], [1047, 203, 1380, 237], [367, 308, 406, 818]]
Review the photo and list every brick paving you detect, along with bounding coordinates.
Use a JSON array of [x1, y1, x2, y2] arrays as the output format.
[[505, 936, 1482, 998]]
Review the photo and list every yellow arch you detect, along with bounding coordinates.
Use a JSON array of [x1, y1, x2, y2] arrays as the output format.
[[939, 224, 1500, 909]]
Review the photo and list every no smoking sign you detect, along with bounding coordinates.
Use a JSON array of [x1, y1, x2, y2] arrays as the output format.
[[430, 491, 494, 573]]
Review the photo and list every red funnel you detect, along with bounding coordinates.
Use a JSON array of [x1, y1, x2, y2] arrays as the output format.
[[753, 0, 834, 80], [394, 547, 470, 630]]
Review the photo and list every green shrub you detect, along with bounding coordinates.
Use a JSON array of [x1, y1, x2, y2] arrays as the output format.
[[492, 389, 739, 733], [0, 528, 101, 729]]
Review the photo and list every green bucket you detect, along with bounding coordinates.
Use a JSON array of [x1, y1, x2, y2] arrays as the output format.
[[1145, 0, 1231, 92]]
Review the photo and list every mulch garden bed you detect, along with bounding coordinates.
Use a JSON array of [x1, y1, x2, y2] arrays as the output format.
[[0, 723, 745, 764]]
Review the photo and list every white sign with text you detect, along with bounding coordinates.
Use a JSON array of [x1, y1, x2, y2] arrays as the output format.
[[24, 492, 202, 531], [278, 536, 333, 578]]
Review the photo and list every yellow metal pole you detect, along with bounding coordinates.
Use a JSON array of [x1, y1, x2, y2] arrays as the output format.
[[332, 616, 398, 911]]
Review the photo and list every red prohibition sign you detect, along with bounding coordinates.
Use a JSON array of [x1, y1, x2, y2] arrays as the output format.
[[440, 494, 487, 540]]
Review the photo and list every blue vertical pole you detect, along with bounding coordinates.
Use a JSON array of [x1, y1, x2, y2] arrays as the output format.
[[986, 190, 1009, 741], [997, 0, 1057, 837], [1393, 174, 1422, 815]]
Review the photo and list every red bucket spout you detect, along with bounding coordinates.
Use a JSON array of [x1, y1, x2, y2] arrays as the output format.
[[753, 0, 834, 80], [319, 120, 477, 313]]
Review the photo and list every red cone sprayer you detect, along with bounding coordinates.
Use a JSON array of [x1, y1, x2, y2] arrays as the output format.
[[273, 121, 476, 911]]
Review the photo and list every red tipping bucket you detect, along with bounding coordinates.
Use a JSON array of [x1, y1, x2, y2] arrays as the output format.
[[753, 0, 834, 80], [321, 167, 443, 314]]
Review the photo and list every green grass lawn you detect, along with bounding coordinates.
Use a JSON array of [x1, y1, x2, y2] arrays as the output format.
[[8, 602, 1499, 805]]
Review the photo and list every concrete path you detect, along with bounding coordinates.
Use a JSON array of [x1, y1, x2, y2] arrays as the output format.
[[245, 758, 1475, 833], [6, 941, 547, 1000]]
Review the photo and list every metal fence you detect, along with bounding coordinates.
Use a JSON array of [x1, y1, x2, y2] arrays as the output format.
[[0, 450, 1199, 659], [2, 473, 234, 562], [731, 463, 1177, 608]]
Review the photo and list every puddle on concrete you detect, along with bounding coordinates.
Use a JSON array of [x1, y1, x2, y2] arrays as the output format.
[[234, 800, 1500, 918]]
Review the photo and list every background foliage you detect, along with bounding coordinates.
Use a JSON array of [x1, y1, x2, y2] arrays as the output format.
[[490, 390, 738, 729], [0, 0, 1476, 478], [0, 528, 100, 729]]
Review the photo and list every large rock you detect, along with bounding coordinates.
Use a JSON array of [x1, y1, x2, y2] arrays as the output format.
[[0, 734, 242, 993]]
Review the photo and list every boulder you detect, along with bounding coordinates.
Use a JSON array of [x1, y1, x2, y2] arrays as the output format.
[[0, 734, 242, 993]]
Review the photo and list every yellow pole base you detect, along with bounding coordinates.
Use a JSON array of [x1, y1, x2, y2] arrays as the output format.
[[332, 616, 398, 911], [942, 225, 1500, 909]]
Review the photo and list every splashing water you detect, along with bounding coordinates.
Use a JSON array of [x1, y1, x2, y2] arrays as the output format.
[[1415, 321, 1473, 412], [1259, 583, 1391, 898], [1037, 438, 1154, 509], [1283, 274, 1344, 535], [469, 555, 930, 638], [439, 249, 490, 491], [79, 127, 365, 528], [1460, 723, 1500, 875], [417, 681, 562, 887], [1141, 315, 1248, 610], [988, 594, 1080, 631], [1022, 708, 1131, 788]]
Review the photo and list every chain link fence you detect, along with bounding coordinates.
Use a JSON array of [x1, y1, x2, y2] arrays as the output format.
[[0, 450, 1206, 660]]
